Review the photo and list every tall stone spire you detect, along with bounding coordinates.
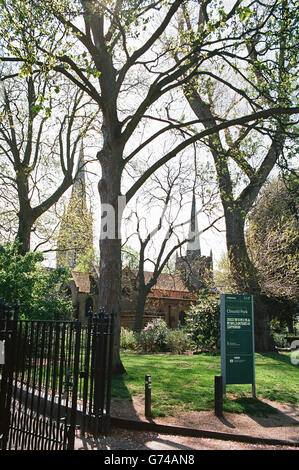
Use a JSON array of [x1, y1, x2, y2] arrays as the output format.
[[72, 140, 86, 201], [56, 141, 93, 269], [175, 190, 213, 293], [186, 191, 201, 254]]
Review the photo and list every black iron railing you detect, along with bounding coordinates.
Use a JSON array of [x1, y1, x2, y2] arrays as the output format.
[[79, 311, 114, 436], [0, 301, 114, 450]]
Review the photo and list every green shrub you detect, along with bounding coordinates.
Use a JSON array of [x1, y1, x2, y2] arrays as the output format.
[[136, 319, 191, 354], [184, 295, 220, 350], [137, 329, 159, 353], [0, 241, 72, 320], [120, 327, 137, 351], [272, 333, 288, 349], [137, 318, 168, 353], [165, 328, 189, 354]]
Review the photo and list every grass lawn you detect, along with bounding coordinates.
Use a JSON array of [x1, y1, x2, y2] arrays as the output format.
[[111, 352, 299, 418]]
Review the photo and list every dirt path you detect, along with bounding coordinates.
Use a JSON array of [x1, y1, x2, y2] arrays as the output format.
[[75, 427, 298, 450], [75, 396, 299, 451]]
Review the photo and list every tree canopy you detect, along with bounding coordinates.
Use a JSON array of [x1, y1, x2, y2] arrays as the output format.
[[247, 174, 299, 302], [0, 0, 298, 367]]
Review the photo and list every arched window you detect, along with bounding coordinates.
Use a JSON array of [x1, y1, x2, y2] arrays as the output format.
[[75, 304, 79, 320]]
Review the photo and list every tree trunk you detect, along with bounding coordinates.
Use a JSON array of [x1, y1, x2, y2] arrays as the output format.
[[253, 296, 275, 351], [225, 206, 274, 351], [133, 286, 149, 332], [16, 212, 33, 255], [98, 147, 126, 375], [185, 90, 281, 352], [225, 207, 259, 294], [16, 169, 34, 255], [99, 236, 125, 374]]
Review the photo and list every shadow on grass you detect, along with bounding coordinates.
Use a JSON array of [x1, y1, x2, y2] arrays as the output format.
[[225, 396, 299, 428], [225, 397, 280, 416], [111, 373, 132, 401], [259, 352, 294, 366], [110, 372, 143, 421]]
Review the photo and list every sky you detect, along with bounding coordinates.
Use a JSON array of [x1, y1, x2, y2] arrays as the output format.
[[42, 143, 227, 273], [2, 0, 295, 279], [16, 0, 253, 271], [57, 144, 227, 271]]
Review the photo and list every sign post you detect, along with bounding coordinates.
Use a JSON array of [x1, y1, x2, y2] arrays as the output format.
[[221, 294, 255, 396]]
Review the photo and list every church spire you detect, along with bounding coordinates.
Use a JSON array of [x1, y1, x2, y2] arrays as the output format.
[[56, 140, 93, 269], [72, 140, 86, 200], [186, 191, 201, 254]]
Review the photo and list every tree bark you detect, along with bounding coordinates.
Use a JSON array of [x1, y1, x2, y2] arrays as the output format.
[[16, 211, 34, 255], [15, 168, 34, 255], [97, 143, 126, 375], [134, 288, 148, 333], [225, 206, 259, 294]]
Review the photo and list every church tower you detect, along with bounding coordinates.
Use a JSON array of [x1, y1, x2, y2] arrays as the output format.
[[56, 141, 94, 269], [175, 193, 213, 293]]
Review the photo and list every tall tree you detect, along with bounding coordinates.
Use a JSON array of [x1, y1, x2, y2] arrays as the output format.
[[172, 0, 298, 349], [0, 70, 97, 254], [125, 159, 220, 331], [1, 0, 297, 368], [216, 175, 298, 333]]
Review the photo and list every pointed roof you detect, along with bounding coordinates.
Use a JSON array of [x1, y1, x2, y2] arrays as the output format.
[[187, 192, 201, 254], [56, 140, 93, 269]]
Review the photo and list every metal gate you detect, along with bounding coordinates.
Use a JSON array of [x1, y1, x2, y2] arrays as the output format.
[[0, 302, 115, 450], [79, 310, 115, 437], [0, 303, 81, 450]]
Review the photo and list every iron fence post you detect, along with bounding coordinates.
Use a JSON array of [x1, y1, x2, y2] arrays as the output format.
[[67, 321, 81, 450]]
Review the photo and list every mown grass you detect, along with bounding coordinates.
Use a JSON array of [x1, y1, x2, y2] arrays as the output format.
[[111, 352, 299, 418]]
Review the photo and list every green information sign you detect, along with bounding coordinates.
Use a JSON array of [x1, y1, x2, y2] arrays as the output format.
[[220, 294, 255, 394]]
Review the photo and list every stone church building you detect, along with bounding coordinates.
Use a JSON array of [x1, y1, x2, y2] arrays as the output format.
[[57, 144, 213, 329]]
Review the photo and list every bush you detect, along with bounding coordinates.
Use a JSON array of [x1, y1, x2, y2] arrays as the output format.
[[120, 327, 137, 351], [272, 332, 289, 349], [184, 295, 220, 350], [165, 329, 189, 354], [137, 329, 159, 353], [135, 319, 190, 354], [137, 318, 168, 353], [0, 241, 72, 320]]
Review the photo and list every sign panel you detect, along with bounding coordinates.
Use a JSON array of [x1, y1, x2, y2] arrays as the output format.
[[221, 294, 255, 391]]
